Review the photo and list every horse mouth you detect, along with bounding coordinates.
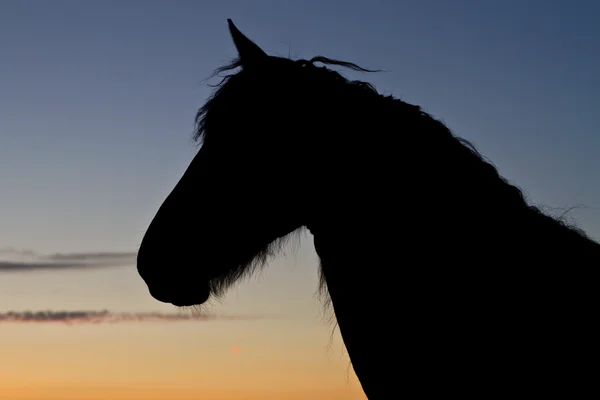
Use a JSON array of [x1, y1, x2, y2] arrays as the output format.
[[170, 298, 205, 307], [148, 284, 211, 307]]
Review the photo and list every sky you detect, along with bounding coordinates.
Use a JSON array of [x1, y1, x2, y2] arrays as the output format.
[[1, 0, 599, 399]]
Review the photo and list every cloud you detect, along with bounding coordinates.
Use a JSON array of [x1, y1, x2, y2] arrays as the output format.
[[0, 248, 136, 272], [0, 310, 268, 325]]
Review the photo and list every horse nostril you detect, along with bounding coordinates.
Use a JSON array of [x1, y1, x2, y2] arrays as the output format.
[[136, 246, 163, 283], [137, 243, 211, 306]]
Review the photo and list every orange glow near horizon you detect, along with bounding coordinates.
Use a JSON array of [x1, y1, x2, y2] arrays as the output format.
[[0, 319, 367, 400], [0, 385, 368, 400], [0, 241, 368, 400]]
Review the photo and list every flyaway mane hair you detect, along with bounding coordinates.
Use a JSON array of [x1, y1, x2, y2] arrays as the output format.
[[194, 56, 380, 144], [190, 54, 592, 303]]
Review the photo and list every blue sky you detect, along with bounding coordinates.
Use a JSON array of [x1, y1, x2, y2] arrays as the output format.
[[0, 0, 599, 325], [1, 0, 599, 257]]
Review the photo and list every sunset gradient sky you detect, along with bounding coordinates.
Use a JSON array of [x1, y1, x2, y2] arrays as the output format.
[[1, 1, 599, 399]]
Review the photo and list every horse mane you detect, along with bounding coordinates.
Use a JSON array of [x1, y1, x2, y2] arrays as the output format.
[[192, 54, 592, 304], [193, 56, 379, 144]]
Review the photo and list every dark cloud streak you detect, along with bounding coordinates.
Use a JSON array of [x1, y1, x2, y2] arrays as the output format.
[[46, 252, 136, 262], [0, 249, 136, 272], [0, 310, 268, 324]]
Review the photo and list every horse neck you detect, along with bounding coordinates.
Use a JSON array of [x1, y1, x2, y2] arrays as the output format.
[[305, 133, 600, 399], [308, 192, 401, 399], [309, 192, 600, 399]]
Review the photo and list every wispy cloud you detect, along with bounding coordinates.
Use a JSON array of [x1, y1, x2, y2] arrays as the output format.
[[0, 310, 269, 325], [0, 248, 136, 272]]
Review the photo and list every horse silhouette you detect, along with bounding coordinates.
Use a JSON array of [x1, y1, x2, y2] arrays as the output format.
[[137, 19, 600, 399]]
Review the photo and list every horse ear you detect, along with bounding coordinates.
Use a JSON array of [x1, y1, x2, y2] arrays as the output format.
[[227, 19, 267, 67]]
